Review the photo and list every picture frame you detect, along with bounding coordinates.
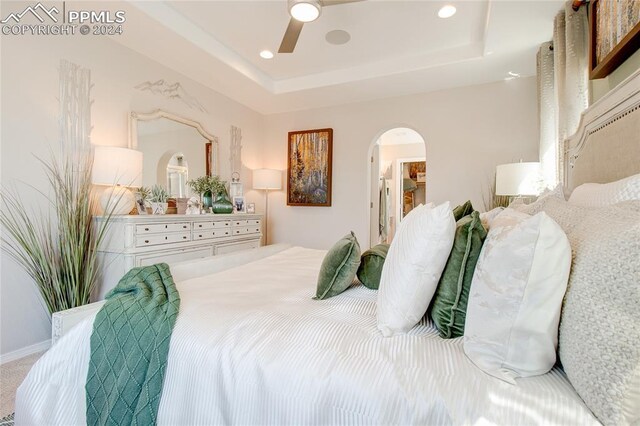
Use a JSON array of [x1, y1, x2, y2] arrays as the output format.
[[205, 142, 213, 176], [135, 194, 148, 215], [287, 128, 333, 207], [589, 0, 640, 79], [246, 203, 255, 214], [416, 172, 426, 183], [233, 196, 245, 213]]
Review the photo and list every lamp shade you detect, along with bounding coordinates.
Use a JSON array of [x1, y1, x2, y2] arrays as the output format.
[[92, 146, 143, 188], [253, 169, 282, 190], [495, 162, 541, 196]]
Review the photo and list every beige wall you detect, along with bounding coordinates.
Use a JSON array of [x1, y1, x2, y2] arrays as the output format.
[[591, 50, 640, 103], [262, 77, 539, 250], [0, 33, 266, 357]]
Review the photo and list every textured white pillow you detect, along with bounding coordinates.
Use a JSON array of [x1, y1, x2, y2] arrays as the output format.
[[377, 202, 455, 337], [568, 173, 640, 206], [464, 208, 571, 384], [526, 197, 640, 426]]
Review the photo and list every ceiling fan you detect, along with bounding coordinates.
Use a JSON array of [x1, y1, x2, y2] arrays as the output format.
[[279, 0, 363, 53]]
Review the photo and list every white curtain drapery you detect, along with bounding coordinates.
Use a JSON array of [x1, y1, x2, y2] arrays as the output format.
[[537, 2, 589, 188]]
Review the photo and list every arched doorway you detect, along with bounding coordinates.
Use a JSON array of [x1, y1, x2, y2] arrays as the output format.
[[367, 127, 426, 247]]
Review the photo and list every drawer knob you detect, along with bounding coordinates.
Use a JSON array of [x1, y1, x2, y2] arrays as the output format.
[[199, 224, 203, 228], [145, 240, 149, 243], [165, 236, 168, 240], [183, 225, 187, 229], [165, 225, 168, 229], [144, 228, 149, 231], [199, 235, 202, 238], [183, 236, 187, 239], [225, 232, 229, 235]]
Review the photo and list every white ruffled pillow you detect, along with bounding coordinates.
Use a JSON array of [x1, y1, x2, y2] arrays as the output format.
[[569, 173, 640, 207], [377, 202, 455, 337], [464, 208, 571, 383]]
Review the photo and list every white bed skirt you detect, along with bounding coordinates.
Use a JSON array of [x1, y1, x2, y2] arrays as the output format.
[[16, 246, 599, 425]]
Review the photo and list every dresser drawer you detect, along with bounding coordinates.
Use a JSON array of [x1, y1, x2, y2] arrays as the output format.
[[193, 229, 232, 240], [137, 246, 213, 267], [232, 226, 262, 236], [193, 220, 231, 231], [136, 232, 191, 247], [136, 223, 190, 234], [233, 219, 261, 227], [215, 239, 260, 255]]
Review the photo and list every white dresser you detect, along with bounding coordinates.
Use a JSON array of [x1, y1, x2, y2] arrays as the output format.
[[95, 214, 263, 299]]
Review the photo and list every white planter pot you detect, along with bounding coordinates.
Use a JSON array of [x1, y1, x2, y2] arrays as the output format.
[[151, 202, 168, 215]]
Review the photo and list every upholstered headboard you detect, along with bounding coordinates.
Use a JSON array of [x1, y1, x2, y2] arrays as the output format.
[[564, 68, 640, 191]]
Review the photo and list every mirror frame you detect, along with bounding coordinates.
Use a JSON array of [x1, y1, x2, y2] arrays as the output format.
[[129, 109, 219, 177]]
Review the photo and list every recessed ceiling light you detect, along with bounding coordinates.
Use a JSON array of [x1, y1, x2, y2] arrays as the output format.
[[325, 30, 351, 45], [260, 50, 274, 59], [438, 5, 457, 18], [290, 0, 321, 23]]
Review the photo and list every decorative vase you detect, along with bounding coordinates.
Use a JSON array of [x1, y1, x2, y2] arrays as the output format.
[[211, 192, 233, 214], [202, 191, 213, 210]]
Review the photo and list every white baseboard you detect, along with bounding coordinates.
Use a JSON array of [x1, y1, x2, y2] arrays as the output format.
[[0, 340, 50, 365]]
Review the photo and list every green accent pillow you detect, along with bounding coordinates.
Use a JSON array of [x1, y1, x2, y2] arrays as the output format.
[[452, 200, 474, 222], [430, 211, 487, 338], [314, 232, 361, 300], [356, 243, 389, 290]]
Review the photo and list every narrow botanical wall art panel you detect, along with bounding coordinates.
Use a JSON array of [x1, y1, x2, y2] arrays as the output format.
[[287, 128, 333, 206]]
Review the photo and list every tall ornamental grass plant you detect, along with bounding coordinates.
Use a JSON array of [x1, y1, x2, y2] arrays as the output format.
[[1, 150, 116, 314]]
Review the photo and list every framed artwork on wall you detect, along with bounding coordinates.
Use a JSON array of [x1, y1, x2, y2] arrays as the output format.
[[287, 128, 333, 207], [589, 0, 640, 79]]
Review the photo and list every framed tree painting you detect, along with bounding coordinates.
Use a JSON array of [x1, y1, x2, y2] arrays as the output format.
[[589, 0, 640, 79], [287, 128, 333, 206]]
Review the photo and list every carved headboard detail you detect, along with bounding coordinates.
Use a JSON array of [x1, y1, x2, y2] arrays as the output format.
[[564, 68, 640, 191]]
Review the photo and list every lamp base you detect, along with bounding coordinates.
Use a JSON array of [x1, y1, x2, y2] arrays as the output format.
[[100, 186, 135, 215]]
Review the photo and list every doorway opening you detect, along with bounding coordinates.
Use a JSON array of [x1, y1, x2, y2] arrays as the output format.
[[369, 127, 426, 247]]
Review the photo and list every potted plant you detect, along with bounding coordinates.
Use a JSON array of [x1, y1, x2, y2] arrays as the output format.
[[187, 176, 210, 212], [207, 175, 233, 214], [150, 185, 169, 214], [0, 150, 117, 313]]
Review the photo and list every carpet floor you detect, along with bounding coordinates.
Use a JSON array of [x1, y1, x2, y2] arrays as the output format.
[[0, 352, 44, 420]]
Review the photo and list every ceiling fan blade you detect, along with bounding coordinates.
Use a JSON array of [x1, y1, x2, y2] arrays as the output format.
[[279, 18, 304, 53], [321, 0, 364, 6]]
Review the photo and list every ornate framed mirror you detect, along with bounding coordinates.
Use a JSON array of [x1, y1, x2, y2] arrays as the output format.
[[129, 110, 219, 197]]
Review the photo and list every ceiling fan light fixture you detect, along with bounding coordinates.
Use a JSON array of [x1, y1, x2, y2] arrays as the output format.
[[289, 0, 321, 23], [438, 5, 457, 18]]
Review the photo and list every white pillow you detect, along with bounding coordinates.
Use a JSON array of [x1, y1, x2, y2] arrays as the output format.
[[568, 173, 640, 207], [463, 208, 571, 384], [377, 202, 455, 337], [479, 207, 503, 230]]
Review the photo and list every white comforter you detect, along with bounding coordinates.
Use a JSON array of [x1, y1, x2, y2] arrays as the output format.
[[16, 246, 599, 425]]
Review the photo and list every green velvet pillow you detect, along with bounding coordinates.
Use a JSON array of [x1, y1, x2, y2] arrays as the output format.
[[452, 200, 474, 222], [356, 243, 389, 290], [430, 211, 487, 338], [314, 231, 361, 300]]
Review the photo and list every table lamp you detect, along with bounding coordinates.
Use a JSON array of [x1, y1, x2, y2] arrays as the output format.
[[495, 162, 541, 201], [253, 169, 281, 244], [92, 146, 143, 215]]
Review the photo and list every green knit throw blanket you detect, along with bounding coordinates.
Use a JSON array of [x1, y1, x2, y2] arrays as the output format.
[[86, 263, 180, 426]]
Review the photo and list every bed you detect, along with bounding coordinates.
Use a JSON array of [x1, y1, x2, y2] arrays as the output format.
[[15, 70, 640, 425]]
